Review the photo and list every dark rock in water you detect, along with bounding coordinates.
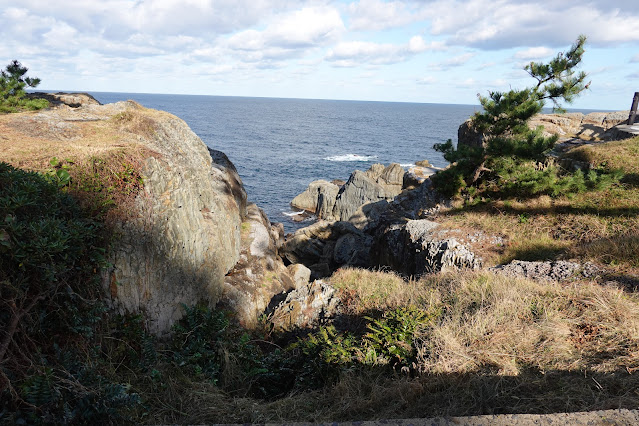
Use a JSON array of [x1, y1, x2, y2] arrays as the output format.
[[267, 280, 341, 331], [290, 163, 406, 222], [290, 180, 339, 217]]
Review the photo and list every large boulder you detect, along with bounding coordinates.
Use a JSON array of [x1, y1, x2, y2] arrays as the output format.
[[291, 163, 405, 222], [290, 180, 339, 218], [372, 218, 481, 276], [2, 97, 298, 336], [332, 163, 405, 221], [88, 103, 250, 335], [267, 280, 341, 331]]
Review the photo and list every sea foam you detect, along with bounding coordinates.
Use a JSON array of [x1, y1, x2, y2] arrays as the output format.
[[324, 154, 378, 162]]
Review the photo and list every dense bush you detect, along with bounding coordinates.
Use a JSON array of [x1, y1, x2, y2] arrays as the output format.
[[0, 162, 139, 423]]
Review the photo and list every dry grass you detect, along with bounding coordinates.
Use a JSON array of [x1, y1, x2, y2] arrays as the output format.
[[432, 136, 639, 272], [136, 268, 639, 423], [565, 137, 639, 175], [330, 267, 430, 314]]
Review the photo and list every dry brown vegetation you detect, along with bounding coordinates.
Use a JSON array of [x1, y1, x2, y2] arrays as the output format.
[[135, 268, 639, 423], [433, 136, 639, 278], [0, 102, 163, 223]]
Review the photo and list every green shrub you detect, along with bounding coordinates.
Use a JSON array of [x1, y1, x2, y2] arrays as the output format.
[[0, 162, 139, 422]]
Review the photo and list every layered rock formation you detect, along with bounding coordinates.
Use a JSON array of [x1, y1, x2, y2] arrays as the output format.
[[458, 111, 631, 148], [291, 163, 405, 221], [283, 174, 480, 279], [1, 96, 300, 335]]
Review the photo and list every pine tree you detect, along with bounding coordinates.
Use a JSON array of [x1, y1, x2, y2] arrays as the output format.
[[0, 59, 47, 113], [433, 36, 591, 198]]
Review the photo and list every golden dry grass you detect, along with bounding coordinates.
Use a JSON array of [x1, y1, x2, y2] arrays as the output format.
[[136, 268, 639, 423], [0, 101, 163, 172], [0, 102, 165, 224]]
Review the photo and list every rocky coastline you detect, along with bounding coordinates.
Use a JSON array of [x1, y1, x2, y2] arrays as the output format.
[[4, 94, 634, 335]]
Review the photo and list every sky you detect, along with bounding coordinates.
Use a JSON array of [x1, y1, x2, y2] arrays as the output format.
[[1, 0, 638, 110]]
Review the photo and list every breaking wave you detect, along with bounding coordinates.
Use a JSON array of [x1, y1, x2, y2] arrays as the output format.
[[324, 154, 378, 162]]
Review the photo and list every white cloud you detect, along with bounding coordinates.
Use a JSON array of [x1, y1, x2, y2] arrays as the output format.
[[430, 52, 475, 70], [514, 47, 553, 60], [417, 76, 436, 84], [348, 0, 421, 31], [326, 36, 443, 66], [228, 6, 344, 51], [423, 0, 639, 49]]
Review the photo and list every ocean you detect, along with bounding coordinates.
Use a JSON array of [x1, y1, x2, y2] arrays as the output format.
[[90, 92, 478, 231]]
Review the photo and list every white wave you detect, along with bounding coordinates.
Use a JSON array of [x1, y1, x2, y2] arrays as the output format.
[[324, 154, 378, 162], [282, 210, 305, 217], [400, 163, 416, 168]]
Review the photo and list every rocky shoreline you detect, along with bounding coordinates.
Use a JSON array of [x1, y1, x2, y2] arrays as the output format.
[[5, 93, 635, 334]]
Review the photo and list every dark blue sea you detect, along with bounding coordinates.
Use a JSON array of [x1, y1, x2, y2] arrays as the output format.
[[90, 92, 477, 231]]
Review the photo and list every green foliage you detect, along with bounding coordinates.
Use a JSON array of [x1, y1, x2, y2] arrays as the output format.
[[0, 161, 138, 423], [431, 36, 617, 200], [364, 306, 434, 366], [0, 60, 48, 113], [171, 305, 231, 382]]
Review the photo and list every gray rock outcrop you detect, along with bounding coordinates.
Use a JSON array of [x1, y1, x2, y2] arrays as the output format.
[[291, 179, 340, 219], [290, 163, 406, 222], [28, 91, 101, 108], [267, 280, 342, 331], [103, 103, 251, 336], [372, 219, 481, 276], [490, 260, 600, 281], [458, 111, 631, 149], [282, 175, 478, 279], [8, 99, 297, 335], [282, 220, 373, 279], [221, 204, 296, 327]]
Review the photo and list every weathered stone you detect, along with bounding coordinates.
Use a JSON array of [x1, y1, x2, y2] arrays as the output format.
[[415, 159, 432, 167], [287, 263, 312, 289], [267, 280, 341, 331], [373, 219, 481, 276], [403, 166, 440, 189], [28, 91, 102, 108], [490, 260, 600, 281], [332, 170, 395, 221], [104, 103, 248, 336], [291, 180, 339, 217], [281, 220, 372, 278], [457, 119, 484, 148], [221, 203, 295, 327]]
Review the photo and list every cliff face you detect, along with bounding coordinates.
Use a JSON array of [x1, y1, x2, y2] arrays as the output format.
[[107, 106, 248, 335], [0, 96, 296, 336]]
